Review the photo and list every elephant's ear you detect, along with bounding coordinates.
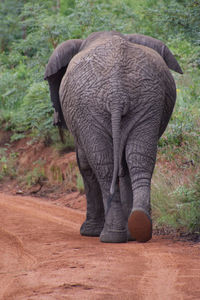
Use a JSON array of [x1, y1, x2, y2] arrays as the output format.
[[126, 34, 183, 74], [44, 39, 83, 79], [44, 39, 83, 128]]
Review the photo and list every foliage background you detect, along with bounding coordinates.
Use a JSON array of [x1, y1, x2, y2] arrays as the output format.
[[0, 0, 200, 235]]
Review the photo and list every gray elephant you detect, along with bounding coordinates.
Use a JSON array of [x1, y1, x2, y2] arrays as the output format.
[[44, 31, 182, 243]]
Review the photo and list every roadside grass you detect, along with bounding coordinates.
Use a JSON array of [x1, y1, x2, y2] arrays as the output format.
[[24, 160, 47, 188], [153, 104, 200, 236], [76, 173, 84, 194], [52, 130, 75, 154], [0, 148, 18, 181], [152, 168, 200, 235]]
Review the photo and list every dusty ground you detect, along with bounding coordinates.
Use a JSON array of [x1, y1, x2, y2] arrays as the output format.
[[0, 192, 200, 300]]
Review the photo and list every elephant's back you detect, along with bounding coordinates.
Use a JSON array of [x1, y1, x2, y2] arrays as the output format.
[[60, 35, 140, 109], [59, 34, 175, 136], [61, 34, 173, 103]]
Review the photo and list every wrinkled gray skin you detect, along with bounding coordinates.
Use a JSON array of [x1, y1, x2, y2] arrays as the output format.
[[45, 31, 182, 243]]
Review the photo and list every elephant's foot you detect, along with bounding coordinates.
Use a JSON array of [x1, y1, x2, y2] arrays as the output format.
[[99, 203, 127, 243], [80, 219, 104, 237], [128, 209, 152, 242], [100, 226, 134, 243], [100, 225, 127, 243]]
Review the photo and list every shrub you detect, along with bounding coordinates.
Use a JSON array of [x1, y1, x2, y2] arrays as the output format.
[[0, 148, 18, 180], [152, 171, 200, 234]]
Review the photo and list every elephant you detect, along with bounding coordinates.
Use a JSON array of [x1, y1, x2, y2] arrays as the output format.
[[44, 31, 183, 243]]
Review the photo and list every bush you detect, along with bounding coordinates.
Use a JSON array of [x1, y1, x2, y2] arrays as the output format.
[[2, 82, 54, 141], [152, 172, 200, 234], [0, 148, 18, 180]]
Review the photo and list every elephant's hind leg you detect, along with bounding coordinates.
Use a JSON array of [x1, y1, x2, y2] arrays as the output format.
[[125, 123, 159, 242], [99, 182, 127, 243], [83, 142, 127, 242], [94, 159, 127, 243], [76, 148, 105, 237], [78, 131, 127, 243]]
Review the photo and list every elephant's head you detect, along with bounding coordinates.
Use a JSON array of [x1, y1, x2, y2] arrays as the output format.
[[44, 32, 183, 128]]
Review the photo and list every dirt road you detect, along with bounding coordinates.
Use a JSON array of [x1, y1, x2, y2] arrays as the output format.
[[0, 192, 200, 300]]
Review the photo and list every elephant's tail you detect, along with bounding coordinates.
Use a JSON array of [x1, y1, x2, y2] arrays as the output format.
[[110, 107, 123, 196]]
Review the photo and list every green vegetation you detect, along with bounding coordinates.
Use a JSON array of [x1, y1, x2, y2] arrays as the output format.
[[0, 148, 18, 181], [76, 173, 84, 194], [25, 165, 47, 187], [0, 0, 199, 236], [152, 171, 200, 234], [50, 160, 82, 192]]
